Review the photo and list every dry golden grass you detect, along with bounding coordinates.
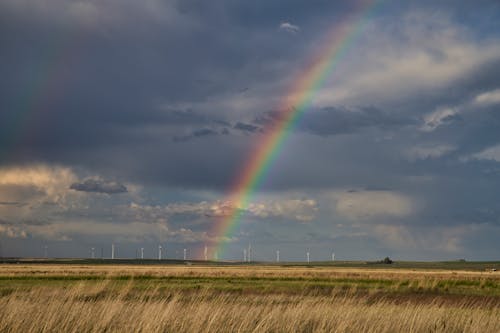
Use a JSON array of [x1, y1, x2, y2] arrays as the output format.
[[1, 263, 497, 280], [0, 264, 498, 332]]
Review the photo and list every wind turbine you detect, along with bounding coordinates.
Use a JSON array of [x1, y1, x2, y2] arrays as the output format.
[[91, 247, 95, 259], [306, 250, 310, 264], [276, 250, 280, 263], [204, 245, 208, 261], [243, 248, 247, 262], [183, 248, 187, 261], [158, 245, 162, 260], [111, 243, 115, 259]]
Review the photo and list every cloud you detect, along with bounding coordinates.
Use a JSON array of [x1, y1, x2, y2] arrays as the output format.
[[333, 190, 414, 221], [469, 144, 500, 162], [0, 223, 28, 239], [70, 179, 127, 194], [1, 2, 500, 259], [420, 88, 500, 132], [299, 106, 412, 136], [404, 144, 457, 161], [129, 201, 215, 218], [0, 0, 187, 30], [0, 165, 78, 215], [474, 88, 500, 106], [233, 122, 260, 133], [279, 22, 300, 34], [421, 107, 460, 131], [0, 201, 23, 206], [129, 198, 318, 223], [253, 106, 412, 137], [313, 11, 500, 107], [247, 199, 318, 222], [0, 165, 138, 231], [0, 165, 76, 189], [167, 228, 234, 244], [173, 128, 225, 142]]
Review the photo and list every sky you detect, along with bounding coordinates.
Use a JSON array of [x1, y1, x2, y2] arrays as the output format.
[[1, 0, 500, 261]]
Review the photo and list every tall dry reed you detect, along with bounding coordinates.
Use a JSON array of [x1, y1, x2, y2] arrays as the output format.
[[0, 281, 498, 333]]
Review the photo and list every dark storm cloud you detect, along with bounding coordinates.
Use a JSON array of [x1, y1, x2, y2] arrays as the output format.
[[0, 0, 498, 192], [253, 111, 280, 126], [1, 0, 500, 260], [70, 179, 127, 194], [192, 128, 219, 137], [251, 106, 414, 138], [172, 128, 220, 142], [234, 122, 260, 133], [0, 202, 22, 206], [272, 107, 414, 137]]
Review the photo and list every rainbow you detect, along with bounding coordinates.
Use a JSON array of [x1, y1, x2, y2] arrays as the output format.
[[211, 0, 381, 259], [2, 31, 84, 159]]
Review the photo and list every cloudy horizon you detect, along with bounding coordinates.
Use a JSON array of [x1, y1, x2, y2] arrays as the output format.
[[1, 0, 500, 261]]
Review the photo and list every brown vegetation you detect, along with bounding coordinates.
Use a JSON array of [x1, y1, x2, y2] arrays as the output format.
[[0, 264, 498, 332]]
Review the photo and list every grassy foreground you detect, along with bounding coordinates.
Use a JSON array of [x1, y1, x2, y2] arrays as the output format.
[[0, 263, 498, 332]]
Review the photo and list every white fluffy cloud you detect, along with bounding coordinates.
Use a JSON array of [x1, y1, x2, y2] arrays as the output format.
[[474, 88, 500, 106], [247, 199, 317, 222], [0, 165, 79, 222], [469, 144, 500, 162], [0, 165, 316, 242], [0, 164, 77, 198], [0, 224, 28, 239], [0, 165, 144, 240], [129, 198, 318, 222], [279, 22, 300, 34], [421, 87, 500, 132]]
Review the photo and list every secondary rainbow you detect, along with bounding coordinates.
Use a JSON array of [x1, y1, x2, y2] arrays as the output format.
[[1, 30, 84, 162], [211, 0, 381, 259]]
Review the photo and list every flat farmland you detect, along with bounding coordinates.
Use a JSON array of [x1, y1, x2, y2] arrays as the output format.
[[0, 262, 499, 332]]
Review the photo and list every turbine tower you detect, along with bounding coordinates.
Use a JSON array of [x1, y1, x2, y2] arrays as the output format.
[[44, 245, 48, 258], [141, 247, 144, 260], [306, 250, 310, 264], [158, 245, 162, 260], [248, 243, 252, 262], [243, 248, 247, 262], [183, 248, 187, 261], [204, 245, 208, 261], [276, 250, 280, 263], [91, 247, 95, 259], [331, 252, 335, 261], [111, 243, 115, 259]]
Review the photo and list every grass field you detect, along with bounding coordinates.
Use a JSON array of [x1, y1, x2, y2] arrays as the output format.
[[0, 261, 498, 332]]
